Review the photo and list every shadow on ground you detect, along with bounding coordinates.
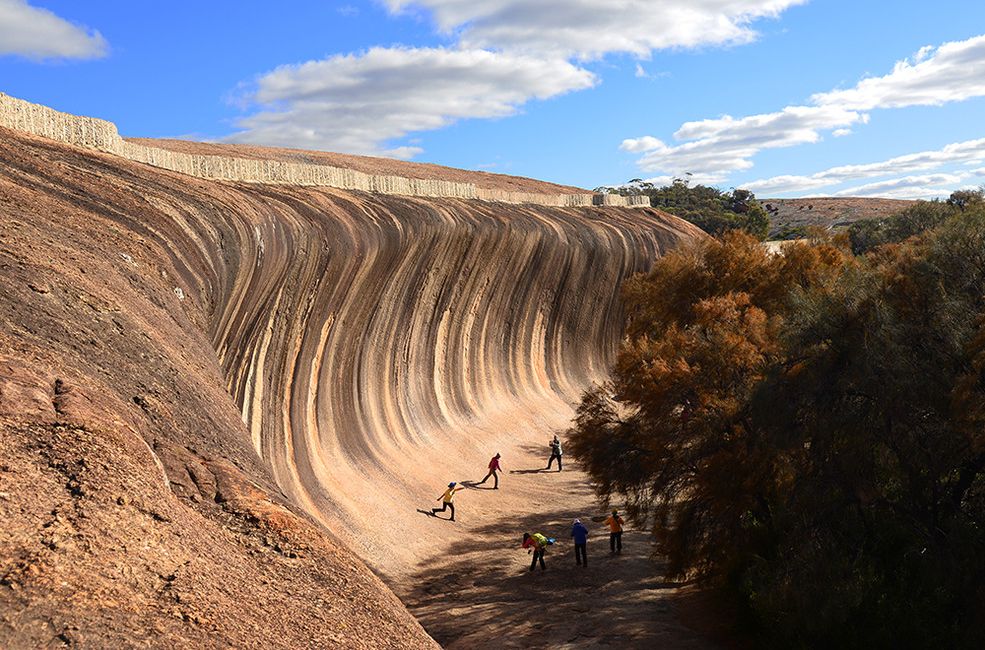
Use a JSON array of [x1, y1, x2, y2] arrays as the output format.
[[401, 505, 718, 649]]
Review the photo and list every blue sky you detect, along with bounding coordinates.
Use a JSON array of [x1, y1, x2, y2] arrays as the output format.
[[2, 0, 985, 198]]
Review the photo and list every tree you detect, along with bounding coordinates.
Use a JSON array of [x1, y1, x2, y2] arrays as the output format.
[[609, 177, 770, 240], [946, 187, 985, 211], [848, 189, 985, 255], [569, 215, 985, 647]]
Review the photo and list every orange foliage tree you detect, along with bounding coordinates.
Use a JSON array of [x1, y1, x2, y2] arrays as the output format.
[[569, 222, 985, 646]]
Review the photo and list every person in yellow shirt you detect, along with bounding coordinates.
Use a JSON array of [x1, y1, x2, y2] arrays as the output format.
[[521, 532, 550, 571], [431, 482, 465, 521], [605, 509, 624, 553]]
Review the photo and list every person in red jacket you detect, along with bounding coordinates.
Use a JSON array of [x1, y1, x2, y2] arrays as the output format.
[[476, 453, 503, 489]]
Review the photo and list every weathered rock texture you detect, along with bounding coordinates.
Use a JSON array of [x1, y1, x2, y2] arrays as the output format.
[[0, 103, 703, 647], [0, 92, 647, 208]]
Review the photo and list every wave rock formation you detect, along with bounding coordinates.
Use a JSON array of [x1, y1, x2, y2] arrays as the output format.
[[0, 99, 703, 647]]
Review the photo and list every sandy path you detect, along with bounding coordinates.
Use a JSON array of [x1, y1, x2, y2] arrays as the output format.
[[394, 432, 720, 649]]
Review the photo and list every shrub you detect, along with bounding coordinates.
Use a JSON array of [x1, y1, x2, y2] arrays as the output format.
[[569, 218, 985, 647]]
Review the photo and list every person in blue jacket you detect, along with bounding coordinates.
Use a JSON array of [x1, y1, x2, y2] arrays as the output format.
[[571, 518, 589, 567]]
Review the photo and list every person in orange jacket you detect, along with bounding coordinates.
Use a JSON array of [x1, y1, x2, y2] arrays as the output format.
[[606, 509, 624, 553]]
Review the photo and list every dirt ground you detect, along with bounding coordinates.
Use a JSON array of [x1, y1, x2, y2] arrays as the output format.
[[397, 440, 721, 649]]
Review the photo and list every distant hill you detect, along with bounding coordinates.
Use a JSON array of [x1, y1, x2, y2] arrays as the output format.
[[762, 197, 915, 239]]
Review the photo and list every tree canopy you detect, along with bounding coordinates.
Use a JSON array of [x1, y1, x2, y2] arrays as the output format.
[[847, 189, 984, 254], [601, 177, 770, 240], [569, 207, 985, 647]]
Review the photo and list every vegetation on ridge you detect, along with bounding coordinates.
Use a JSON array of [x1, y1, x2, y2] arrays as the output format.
[[598, 176, 771, 240], [569, 193, 985, 647]]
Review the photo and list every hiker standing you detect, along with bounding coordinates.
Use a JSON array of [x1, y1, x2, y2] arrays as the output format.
[[546, 435, 563, 471], [431, 482, 464, 521], [522, 532, 550, 572], [476, 453, 502, 489], [606, 509, 624, 553], [571, 519, 589, 567]]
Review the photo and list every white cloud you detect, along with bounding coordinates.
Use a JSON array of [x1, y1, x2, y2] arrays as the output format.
[[743, 137, 985, 195], [383, 0, 806, 59], [634, 63, 670, 80], [227, 1, 803, 156], [832, 173, 970, 198], [812, 35, 985, 110], [622, 105, 866, 178], [0, 0, 106, 59], [623, 33, 985, 183], [829, 170, 985, 200], [741, 174, 833, 195], [227, 47, 596, 157]]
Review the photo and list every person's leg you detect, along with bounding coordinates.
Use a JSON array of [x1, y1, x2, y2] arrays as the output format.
[[616, 532, 622, 552], [449, 502, 456, 521], [546, 454, 555, 470], [538, 549, 546, 570], [610, 532, 616, 552], [431, 502, 445, 515], [476, 470, 489, 485], [574, 544, 581, 565], [492, 470, 499, 489], [558, 455, 563, 471], [582, 544, 588, 567], [530, 551, 537, 572]]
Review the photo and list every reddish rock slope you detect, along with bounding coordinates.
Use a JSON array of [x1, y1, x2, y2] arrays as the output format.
[[0, 125, 705, 647]]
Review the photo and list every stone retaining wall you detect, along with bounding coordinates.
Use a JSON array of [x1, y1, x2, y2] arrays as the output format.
[[0, 92, 648, 208]]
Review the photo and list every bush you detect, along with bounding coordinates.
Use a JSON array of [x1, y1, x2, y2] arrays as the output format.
[[569, 216, 985, 647], [847, 189, 985, 254]]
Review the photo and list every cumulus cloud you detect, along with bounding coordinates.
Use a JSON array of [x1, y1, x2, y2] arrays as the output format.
[[0, 0, 106, 59], [228, 0, 803, 156], [743, 137, 985, 195], [227, 47, 596, 157], [812, 34, 985, 110], [831, 171, 985, 200], [384, 0, 806, 59], [622, 105, 867, 177], [831, 173, 969, 197], [623, 33, 985, 182]]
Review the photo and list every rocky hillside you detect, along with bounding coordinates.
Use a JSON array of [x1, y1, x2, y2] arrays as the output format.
[[762, 197, 915, 238], [0, 117, 703, 647]]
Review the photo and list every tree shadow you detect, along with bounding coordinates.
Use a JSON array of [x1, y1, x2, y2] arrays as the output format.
[[399, 506, 715, 649]]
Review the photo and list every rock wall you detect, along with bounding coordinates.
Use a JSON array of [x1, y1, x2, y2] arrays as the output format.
[[0, 92, 649, 208], [0, 129, 443, 648]]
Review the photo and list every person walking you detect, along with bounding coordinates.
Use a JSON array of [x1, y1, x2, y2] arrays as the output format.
[[606, 509, 624, 553], [431, 482, 464, 521], [571, 519, 589, 567], [546, 435, 563, 471], [522, 532, 550, 572], [476, 453, 502, 489]]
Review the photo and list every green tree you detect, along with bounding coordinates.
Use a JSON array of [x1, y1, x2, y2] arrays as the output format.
[[605, 177, 770, 240]]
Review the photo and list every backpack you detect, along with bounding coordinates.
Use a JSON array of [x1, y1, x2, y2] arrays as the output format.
[[532, 533, 549, 548]]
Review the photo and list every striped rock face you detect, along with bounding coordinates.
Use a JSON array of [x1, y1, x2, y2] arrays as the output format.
[[0, 122, 703, 646]]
